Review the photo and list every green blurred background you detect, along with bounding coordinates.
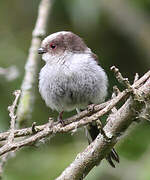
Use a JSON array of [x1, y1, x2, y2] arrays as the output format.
[[0, 0, 150, 179]]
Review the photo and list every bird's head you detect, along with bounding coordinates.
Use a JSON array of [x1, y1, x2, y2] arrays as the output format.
[[38, 31, 89, 63]]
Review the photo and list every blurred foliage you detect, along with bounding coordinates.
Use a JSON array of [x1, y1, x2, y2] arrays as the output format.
[[129, 0, 150, 12], [0, 0, 150, 179]]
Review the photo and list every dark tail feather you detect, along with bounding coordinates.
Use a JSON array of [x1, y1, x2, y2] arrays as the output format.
[[87, 123, 119, 168], [110, 148, 120, 163]]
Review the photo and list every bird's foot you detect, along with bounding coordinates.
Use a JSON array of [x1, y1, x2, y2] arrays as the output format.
[[57, 111, 65, 126], [87, 104, 96, 113]]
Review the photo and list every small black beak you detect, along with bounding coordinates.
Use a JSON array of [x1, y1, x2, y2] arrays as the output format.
[[38, 47, 46, 54]]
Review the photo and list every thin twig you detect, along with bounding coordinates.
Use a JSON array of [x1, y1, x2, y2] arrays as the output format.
[[111, 66, 131, 89], [7, 90, 21, 143], [110, 86, 119, 114], [0, 90, 21, 178], [134, 73, 139, 83], [0, 154, 10, 179]]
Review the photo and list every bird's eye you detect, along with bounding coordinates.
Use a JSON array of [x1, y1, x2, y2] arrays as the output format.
[[49, 43, 56, 49]]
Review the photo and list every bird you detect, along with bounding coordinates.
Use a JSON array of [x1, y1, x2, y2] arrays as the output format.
[[38, 31, 119, 167]]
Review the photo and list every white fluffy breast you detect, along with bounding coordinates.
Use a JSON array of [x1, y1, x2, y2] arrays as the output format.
[[39, 52, 108, 112]]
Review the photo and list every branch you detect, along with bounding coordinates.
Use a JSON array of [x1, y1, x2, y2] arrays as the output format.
[[0, 69, 149, 143], [0, 70, 149, 174], [7, 90, 21, 143], [56, 71, 150, 180], [0, 91, 21, 179], [16, 0, 52, 126]]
